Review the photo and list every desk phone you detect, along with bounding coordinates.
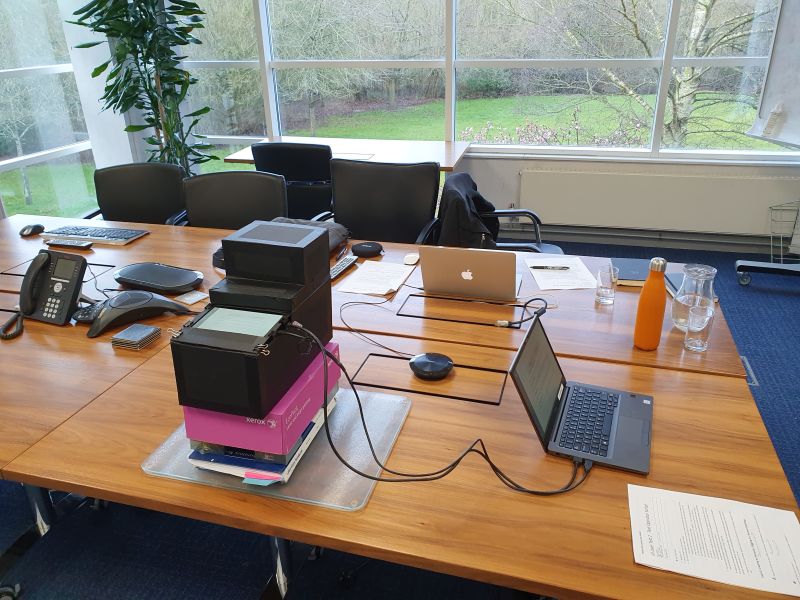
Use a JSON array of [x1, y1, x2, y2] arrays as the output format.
[[20, 249, 87, 325]]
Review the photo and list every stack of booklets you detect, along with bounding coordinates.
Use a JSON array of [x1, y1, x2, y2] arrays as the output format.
[[188, 399, 336, 486], [183, 341, 341, 487]]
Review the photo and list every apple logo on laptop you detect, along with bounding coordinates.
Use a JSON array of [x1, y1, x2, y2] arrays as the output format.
[[461, 269, 473, 281]]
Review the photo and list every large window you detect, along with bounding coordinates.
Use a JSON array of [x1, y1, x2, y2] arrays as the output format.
[[211, 0, 789, 158], [1, 0, 795, 196], [0, 0, 96, 218]]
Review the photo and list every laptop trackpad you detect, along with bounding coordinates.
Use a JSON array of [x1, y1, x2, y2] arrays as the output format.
[[618, 416, 650, 447]]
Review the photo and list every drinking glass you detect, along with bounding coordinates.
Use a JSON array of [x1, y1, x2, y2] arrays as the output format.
[[595, 265, 619, 305], [684, 306, 714, 352]]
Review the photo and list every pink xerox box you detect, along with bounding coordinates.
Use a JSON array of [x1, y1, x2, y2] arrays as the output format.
[[183, 341, 340, 455]]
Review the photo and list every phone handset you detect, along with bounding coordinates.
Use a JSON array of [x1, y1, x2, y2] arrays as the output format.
[[19, 251, 51, 315]]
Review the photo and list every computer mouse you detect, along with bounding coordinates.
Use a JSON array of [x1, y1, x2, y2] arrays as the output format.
[[19, 223, 45, 237], [409, 352, 454, 381]]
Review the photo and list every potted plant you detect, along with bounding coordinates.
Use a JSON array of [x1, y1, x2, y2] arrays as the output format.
[[71, 0, 216, 174]]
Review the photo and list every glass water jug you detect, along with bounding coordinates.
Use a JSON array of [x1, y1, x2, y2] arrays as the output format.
[[671, 264, 717, 332]]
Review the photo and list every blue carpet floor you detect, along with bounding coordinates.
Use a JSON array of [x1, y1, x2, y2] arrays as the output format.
[[0, 481, 32, 554], [0, 242, 797, 599]]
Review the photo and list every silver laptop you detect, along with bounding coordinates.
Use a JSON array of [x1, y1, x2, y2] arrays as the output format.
[[418, 246, 520, 301], [509, 317, 653, 474]]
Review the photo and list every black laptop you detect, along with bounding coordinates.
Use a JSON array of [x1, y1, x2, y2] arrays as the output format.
[[509, 318, 653, 474]]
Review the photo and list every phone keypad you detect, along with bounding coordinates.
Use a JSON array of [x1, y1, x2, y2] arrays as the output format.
[[43, 296, 61, 320]]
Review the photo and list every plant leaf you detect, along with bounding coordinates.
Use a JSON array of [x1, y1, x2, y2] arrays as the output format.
[[74, 41, 104, 49]]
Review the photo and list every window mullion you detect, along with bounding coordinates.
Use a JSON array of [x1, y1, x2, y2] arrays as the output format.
[[650, 0, 683, 156], [253, 0, 279, 137], [444, 0, 456, 142]]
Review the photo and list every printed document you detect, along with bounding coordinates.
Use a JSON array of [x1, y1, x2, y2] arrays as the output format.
[[337, 261, 415, 296], [628, 484, 800, 596], [524, 255, 596, 290]]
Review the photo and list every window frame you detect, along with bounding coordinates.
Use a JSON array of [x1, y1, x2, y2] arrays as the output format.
[[179, 0, 798, 164]]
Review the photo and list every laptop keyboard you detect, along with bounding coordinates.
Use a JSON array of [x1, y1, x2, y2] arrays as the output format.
[[558, 386, 620, 457]]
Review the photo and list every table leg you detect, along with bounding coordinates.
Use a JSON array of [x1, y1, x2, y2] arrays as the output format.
[[260, 536, 292, 599], [23, 485, 56, 537]]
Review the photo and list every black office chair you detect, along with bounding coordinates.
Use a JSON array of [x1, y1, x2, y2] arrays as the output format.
[[327, 159, 440, 244], [89, 162, 185, 224], [174, 171, 287, 229], [436, 173, 563, 254], [251, 143, 333, 220]]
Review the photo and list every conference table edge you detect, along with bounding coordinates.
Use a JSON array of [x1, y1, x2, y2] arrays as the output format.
[[0, 463, 621, 600]]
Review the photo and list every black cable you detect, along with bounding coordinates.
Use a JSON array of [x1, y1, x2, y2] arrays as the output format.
[[338, 299, 415, 358], [280, 323, 593, 495], [0, 311, 23, 340], [85, 263, 112, 300], [494, 296, 548, 328]]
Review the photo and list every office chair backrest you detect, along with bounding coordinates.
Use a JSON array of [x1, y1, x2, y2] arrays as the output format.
[[94, 162, 185, 224], [251, 142, 332, 182], [183, 171, 287, 230], [330, 159, 440, 243], [251, 143, 333, 219]]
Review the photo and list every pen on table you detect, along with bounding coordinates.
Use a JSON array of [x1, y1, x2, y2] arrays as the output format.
[[529, 265, 570, 271], [335, 244, 349, 260]]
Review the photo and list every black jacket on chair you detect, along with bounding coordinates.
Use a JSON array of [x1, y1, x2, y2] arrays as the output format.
[[438, 173, 500, 248], [436, 173, 563, 254]]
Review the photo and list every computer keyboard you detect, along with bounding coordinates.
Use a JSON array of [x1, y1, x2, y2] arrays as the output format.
[[330, 255, 358, 279], [558, 386, 620, 457], [41, 226, 149, 245]]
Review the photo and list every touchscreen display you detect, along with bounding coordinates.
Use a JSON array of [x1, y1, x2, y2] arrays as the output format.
[[195, 307, 282, 337], [53, 258, 75, 280]]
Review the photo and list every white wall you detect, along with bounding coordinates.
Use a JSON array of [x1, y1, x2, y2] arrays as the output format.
[[461, 156, 800, 237]]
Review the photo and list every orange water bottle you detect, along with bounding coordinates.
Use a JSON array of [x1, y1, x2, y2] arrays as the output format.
[[633, 257, 668, 351]]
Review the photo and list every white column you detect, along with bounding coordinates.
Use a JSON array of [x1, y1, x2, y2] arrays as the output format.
[[57, 0, 138, 167]]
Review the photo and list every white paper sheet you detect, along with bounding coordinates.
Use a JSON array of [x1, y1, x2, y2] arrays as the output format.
[[628, 484, 800, 597], [524, 255, 597, 290], [337, 261, 415, 296]]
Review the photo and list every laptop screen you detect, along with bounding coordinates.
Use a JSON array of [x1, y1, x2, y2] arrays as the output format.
[[509, 318, 566, 447]]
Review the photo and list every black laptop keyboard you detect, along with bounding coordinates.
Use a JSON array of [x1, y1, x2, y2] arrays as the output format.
[[558, 386, 620, 457]]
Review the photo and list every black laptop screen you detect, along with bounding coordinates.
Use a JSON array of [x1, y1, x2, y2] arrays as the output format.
[[509, 318, 566, 446]]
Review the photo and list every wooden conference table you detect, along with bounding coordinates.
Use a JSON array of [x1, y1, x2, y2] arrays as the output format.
[[224, 135, 471, 172], [0, 215, 795, 599]]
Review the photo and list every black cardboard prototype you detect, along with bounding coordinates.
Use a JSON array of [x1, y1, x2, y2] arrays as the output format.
[[221, 220, 329, 290]]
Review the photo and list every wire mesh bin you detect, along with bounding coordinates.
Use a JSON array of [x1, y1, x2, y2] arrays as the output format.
[[770, 200, 800, 263]]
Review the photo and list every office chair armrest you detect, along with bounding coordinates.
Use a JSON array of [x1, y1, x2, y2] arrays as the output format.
[[310, 211, 334, 222], [82, 207, 102, 219], [496, 242, 543, 253], [480, 209, 543, 244], [165, 209, 188, 226], [415, 218, 440, 245], [492, 208, 542, 225]]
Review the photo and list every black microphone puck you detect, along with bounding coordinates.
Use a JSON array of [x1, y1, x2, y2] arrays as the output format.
[[409, 352, 454, 381], [351, 241, 383, 258]]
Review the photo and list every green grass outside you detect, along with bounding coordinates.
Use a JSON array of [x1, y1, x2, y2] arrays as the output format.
[[1, 160, 97, 218], [287, 94, 783, 151], [2, 94, 786, 218]]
